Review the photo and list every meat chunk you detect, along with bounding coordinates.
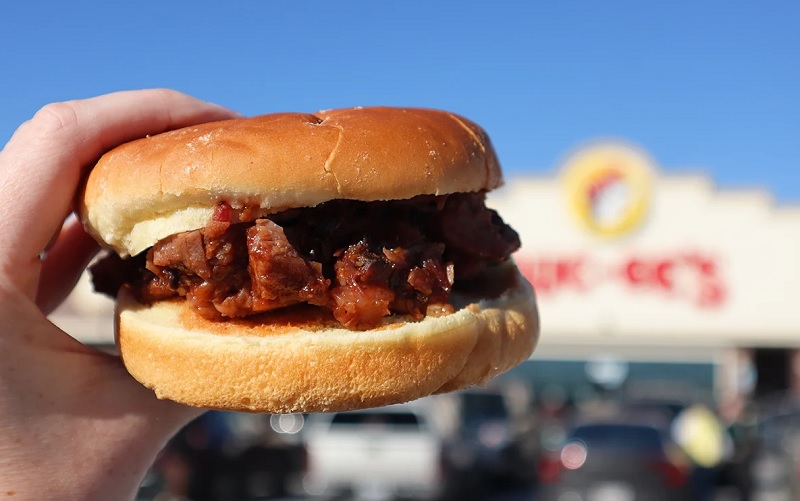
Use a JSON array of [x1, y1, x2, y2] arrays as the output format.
[[330, 242, 396, 330], [151, 230, 211, 279], [438, 193, 520, 278], [247, 219, 329, 312]]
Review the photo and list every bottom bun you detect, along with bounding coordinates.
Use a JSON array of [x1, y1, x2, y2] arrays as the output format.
[[116, 263, 539, 413]]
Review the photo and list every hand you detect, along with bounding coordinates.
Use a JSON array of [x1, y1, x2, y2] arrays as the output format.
[[0, 89, 240, 499]]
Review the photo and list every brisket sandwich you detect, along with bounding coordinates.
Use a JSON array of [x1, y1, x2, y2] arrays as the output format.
[[80, 107, 539, 413]]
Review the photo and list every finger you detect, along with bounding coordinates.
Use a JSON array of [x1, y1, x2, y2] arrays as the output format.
[[36, 217, 100, 315], [0, 88, 240, 296]]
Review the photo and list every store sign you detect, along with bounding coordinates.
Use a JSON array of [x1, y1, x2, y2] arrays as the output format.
[[516, 252, 726, 309], [486, 141, 800, 341], [512, 143, 727, 309], [562, 143, 653, 239]]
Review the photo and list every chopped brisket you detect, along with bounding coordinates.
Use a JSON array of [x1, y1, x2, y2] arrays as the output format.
[[246, 219, 330, 314], [91, 192, 520, 330]]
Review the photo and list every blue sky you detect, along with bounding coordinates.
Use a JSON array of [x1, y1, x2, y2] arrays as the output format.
[[1, 1, 798, 201]]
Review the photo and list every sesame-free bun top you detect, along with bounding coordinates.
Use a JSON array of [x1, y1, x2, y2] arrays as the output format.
[[80, 107, 503, 257]]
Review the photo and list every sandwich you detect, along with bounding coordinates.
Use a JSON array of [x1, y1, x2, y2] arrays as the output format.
[[80, 106, 539, 413]]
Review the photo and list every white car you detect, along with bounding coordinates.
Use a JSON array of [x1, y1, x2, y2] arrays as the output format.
[[302, 400, 444, 500]]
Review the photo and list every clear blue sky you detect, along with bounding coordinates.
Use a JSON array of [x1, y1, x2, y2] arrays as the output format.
[[2, 1, 798, 200]]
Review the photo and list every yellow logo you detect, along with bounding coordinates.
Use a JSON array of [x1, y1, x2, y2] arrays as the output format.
[[561, 143, 653, 238]]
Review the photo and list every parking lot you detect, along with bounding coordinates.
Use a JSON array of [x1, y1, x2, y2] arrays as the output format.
[[135, 374, 800, 501]]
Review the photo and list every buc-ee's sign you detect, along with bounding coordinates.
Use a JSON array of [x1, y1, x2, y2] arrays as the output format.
[[516, 253, 726, 309], [520, 143, 727, 309]]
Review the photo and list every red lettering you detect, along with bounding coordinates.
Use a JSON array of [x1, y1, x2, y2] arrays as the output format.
[[623, 259, 676, 291], [624, 259, 646, 285], [556, 259, 584, 289], [655, 260, 673, 290], [518, 252, 726, 308], [689, 256, 726, 308], [515, 257, 585, 293]]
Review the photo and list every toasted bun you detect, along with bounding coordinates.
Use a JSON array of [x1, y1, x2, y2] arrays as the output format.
[[80, 107, 502, 257], [116, 264, 538, 413]]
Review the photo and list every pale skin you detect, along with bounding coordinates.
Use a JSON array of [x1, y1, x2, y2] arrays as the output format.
[[0, 89, 240, 500]]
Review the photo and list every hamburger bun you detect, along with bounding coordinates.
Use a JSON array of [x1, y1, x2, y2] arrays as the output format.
[[81, 107, 503, 257], [79, 106, 540, 413], [117, 263, 538, 413]]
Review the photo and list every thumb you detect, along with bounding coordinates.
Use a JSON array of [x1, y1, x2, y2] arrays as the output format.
[[36, 216, 100, 315]]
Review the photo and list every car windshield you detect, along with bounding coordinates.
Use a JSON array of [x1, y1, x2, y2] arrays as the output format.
[[330, 412, 421, 429], [461, 393, 508, 422], [568, 424, 666, 456]]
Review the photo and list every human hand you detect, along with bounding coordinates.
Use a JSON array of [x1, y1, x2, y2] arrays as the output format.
[[0, 89, 240, 499]]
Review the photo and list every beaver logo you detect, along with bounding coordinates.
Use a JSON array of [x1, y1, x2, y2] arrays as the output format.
[[562, 143, 653, 238]]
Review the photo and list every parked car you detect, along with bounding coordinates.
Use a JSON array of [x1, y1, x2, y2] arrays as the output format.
[[748, 409, 800, 499], [537, 421, 691, 501], [440, 389, 536, 499], [137, 411, 308, 500], [302, 400, 443, 500]]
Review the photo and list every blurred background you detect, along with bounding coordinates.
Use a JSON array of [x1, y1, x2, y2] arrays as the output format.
[[3, 1, 799, 500]]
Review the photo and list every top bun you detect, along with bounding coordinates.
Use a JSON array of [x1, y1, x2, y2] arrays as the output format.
[[80, 107, 503, 257]]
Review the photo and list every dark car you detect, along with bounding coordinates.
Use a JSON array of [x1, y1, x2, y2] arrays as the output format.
[[537, 422, 691, 501], [138, 411, 308, 501], [747, 410, 800, 499], [440, 390, 537, 500]]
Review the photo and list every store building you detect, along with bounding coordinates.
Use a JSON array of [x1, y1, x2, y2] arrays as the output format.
[[488, 142, 800, 412]]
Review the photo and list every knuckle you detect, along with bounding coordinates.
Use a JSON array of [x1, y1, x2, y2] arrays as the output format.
[[29, 101, 80, 136], [148, 87, 181, 100]]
